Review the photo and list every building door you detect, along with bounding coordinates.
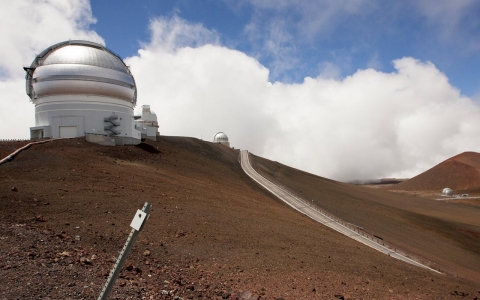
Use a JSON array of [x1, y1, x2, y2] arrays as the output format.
[[59, 126, 77, 138]]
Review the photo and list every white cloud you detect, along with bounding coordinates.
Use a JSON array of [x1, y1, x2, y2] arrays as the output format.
[[126, 16, 279, 152], [412, 0, 475, 29], [317, 62, 342, 80], [261, 19, 299, 79], [0, 0, 102, 78], [294, 0, 372, 41], [243, 16, 299, 80], [145, 15, 220, 52], [264, 58, 480, 180], [246, 0, 371, 40], [241, 0, 373, 80], [366, 52, 382, 70], [411, 0, 480, 49], [473, 92, 480, 105], [126, 44, 279, 152], [0, 79, 33, 139], [0, 0, 102, 139], [127, 16, 480, 181]]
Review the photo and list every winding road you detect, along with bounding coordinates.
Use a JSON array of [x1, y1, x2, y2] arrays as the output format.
[[240, 150, 441, 273]]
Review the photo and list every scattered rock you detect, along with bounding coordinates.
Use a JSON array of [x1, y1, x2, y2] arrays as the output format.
[[238, 291, 258, 300], [35, 215, 46, 222], [79, 257, 92, 265], [222, 292, 231, 299], [125, 263, 133, 271], [450, 291, 469, 297], [11, 186, 18, 192], [143, 250, 151, 256], [59, 251, 73, 257]]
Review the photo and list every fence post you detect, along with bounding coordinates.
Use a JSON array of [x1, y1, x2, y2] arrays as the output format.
[[97, 202, 152, 300]]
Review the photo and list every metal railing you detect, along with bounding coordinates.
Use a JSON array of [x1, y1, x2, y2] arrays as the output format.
[[0, 139, 31, 142]]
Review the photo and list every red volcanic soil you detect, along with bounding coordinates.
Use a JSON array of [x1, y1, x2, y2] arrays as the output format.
[[0, 138, 479, 299], [392, 152, 480, 192], [0, 140, 31, 159], [249, 153, 480, 286]]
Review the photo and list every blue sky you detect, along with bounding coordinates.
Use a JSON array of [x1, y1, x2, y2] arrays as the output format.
[[90, 0, 480, 97], [1, 0, 480, 181]]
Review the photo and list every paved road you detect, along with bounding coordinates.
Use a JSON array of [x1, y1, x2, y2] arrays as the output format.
[[240, 150, 441, 273]]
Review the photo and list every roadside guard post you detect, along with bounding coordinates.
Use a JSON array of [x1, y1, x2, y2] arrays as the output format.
[[97, 202, 152, 300]]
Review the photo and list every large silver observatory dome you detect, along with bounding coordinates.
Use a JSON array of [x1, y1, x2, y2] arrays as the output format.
[[25, 40, 149, 145], [25, 40, 136, 103]]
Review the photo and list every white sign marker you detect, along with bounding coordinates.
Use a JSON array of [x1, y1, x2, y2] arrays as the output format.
[[130, 209, 147, 231]]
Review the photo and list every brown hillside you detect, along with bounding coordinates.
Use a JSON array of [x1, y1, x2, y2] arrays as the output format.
[[392, 151, 480, 192], [249, 153, 480, 285], [0, 140, 31, 159], [0, 138, 479, 299]]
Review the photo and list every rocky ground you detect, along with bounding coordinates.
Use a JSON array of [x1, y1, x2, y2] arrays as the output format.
[[1, 137, 479, 299]]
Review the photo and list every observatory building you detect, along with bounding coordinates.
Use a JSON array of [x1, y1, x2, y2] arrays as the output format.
[[134, 105, 159, 141], [24, 40, 157, 146], [212, 132, 230, 147]]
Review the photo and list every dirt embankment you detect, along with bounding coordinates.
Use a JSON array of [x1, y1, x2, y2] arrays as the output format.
[[0, 138, 479, 299]]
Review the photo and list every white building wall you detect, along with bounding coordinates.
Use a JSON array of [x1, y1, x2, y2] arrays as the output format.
[[34, 95, 141, 143]]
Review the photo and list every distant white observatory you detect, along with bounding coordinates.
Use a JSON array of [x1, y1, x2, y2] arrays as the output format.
[[212, 132, 230, 147], [24, 40, 158, 145], [134, 105, 159, 141], [442, 188, 453, 196]]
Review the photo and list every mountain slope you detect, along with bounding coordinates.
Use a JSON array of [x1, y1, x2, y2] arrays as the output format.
[[249, 153, 480, 284], [393, 151, 480, 192], [0, 138, 479, 299]]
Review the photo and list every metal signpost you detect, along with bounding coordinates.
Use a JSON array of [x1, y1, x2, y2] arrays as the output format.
[[97, 202, 152, 300]]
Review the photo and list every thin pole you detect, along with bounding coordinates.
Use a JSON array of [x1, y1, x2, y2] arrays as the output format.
[[97, 202, 152, 300]]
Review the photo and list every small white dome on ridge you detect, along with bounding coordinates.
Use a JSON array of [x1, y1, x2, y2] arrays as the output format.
[[212, 132, 228, 143]]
